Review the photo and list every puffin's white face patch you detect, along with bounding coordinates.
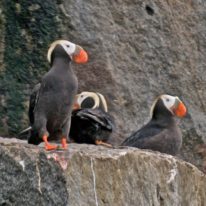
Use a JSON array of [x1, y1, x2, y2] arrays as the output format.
[[161, 94, 177, 114], [60, 41, 76, 57], [47, 40, 76, 63]]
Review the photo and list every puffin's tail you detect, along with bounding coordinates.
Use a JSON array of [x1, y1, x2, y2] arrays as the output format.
[[18, 126, 32, 140], [18, 126, 42, 145], [28, 129, 42, 145]]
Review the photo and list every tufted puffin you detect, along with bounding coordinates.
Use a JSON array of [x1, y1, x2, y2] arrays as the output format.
[[69, 92, 114, 147], [121, 94, 187, 155], [26, 40, 88, 150]]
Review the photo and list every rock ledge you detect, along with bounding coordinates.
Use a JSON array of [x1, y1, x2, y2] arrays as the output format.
[[0, 137, 205, 206]]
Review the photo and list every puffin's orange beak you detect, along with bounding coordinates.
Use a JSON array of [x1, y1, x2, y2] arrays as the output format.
[[73, 102, 80, 110], [72, 94, 81, 110], [73, 49, 88, 64], [174, 101, 187, 118], [73, 95, 80, 110]]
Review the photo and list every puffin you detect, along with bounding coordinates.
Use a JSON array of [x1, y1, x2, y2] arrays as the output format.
[[26, 40, 88, 150], [69, 92, 114, 147], [121, 94, 187, 155]]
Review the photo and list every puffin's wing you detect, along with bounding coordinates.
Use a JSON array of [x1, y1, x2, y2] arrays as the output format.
[[132, 129, 170, 150], [74, 109, 114, 131], [29, 83, 41, 125], [121, 123, 165, 147], [17, 83, 41, 139]]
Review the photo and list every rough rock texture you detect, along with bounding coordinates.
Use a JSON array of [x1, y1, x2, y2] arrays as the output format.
[[0, 137, 206, 206], [0, 1, 206, 169], [0, 138, 69, 206], [0, 0, 5, 72]]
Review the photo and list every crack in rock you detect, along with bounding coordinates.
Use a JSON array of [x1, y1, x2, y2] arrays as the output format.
[[36, 160, 42, 194], [90, 158, 99, 206], [19, 160, 25, 171]]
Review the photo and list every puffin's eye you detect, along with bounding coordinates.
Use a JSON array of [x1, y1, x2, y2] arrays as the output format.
[[166, 98, 170, 102], [66, 45, 70, 48]]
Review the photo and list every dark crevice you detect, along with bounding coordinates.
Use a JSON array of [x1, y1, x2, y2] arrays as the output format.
[[156, 184, 164, 206], [145, 5, 154, 16]]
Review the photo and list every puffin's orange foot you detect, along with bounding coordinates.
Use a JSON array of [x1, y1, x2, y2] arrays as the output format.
[[61, 137, 68, 150], [95, 140, 113, 148], [42, 135, 58, 150], [45, 144, 58, 151]]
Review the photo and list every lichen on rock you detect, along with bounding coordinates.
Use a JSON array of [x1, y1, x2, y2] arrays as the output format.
[[0, 1, 61, 135]]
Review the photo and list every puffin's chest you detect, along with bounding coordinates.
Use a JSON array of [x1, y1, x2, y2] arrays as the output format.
[[163, 126, 182, 155]]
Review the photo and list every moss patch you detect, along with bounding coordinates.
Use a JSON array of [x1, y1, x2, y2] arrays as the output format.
[[0, 1, 61, 135]]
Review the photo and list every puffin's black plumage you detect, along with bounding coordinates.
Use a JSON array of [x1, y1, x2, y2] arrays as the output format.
[[69, 108, 114, 144], [17, 83, 41, 141], [69, 92, 114, 146], [121, 95, 187, 155], [19, 91, 114, 146], [29, 83, 41, 125], [26, 40, 88, 150]]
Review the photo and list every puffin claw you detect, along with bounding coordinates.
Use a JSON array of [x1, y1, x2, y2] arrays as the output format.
[[43, 134, 58, 150], [95, 140, 113, 148], [61, 137, 68, 150], [45, 144, 58, 150]]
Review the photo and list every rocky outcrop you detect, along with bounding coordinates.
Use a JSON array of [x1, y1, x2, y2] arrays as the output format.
[[0, 1, 206, 169], [0, 137, 206, 206]]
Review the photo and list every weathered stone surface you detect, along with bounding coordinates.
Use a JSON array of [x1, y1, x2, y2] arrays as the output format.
[[0, 138, 69, 206], [58, 0, 206, 168], [0, 0, 206, 170], [0, 137, 206, 206]]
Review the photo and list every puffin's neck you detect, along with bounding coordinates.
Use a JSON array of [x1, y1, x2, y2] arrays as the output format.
[[152, 112, 176, 127], [151, 99, 176, 126], [52, 57, 72, 70]]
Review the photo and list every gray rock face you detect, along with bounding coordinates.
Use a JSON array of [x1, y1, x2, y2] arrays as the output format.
[[58, 0, 206, 168], [0, 1, 206, 169], [0, 137, 206, 206], [0, 2, 5, 73]]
